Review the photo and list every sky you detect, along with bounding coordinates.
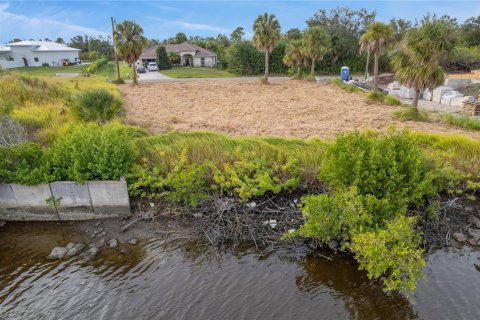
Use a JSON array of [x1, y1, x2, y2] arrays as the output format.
[[0, 1, 479, 44]]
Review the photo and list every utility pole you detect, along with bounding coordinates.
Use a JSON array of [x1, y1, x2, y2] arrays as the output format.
[[111, 17, 121, 81]]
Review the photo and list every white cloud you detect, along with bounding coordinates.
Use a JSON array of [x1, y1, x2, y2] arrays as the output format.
[[0, 3, 108, 43], [148, 17, 230, 34]]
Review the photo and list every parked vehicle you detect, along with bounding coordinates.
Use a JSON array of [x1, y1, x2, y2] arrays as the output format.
[[147, 62, 158, 71], [136, 66, 146, 73]]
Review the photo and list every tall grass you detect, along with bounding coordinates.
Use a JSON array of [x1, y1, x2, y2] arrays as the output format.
[[393, 107, 432, 122], [367, 92, 402, 106], [331, 79, 362, 93], [441, 114, 480, 131]]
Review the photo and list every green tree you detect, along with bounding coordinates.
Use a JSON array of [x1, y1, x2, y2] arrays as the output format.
[[304, 26, 331, 77], [55, 37, 65, 44], [359, 22, 395, 92], [283, 39, 307, 78], [230, 27, 245, 43], [175, 32, 187, 43], [284, 28, 303, 41], [168, 52, 180, 65], [156, 45, 172, 70], [114, 20, 147, 85], [253, 13, 281, 83], [460, 16, 480, 46], [391, 20, 456, 107]]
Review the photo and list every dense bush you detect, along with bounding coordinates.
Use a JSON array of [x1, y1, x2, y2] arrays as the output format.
[[45, 123, 136, 182], [226, 41, 288, 75], [156, 46, 172, 70], [293, 131, 437, 294], [213, 152, 300, 202], [0, 142, 47, 184], [67, 88, 124, 123], [85, 58, 108, 74]]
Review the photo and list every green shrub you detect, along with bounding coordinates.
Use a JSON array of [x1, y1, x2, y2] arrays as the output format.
[[367, 92, 402, 106], [348, 216, 425, 295], [319, 131, 436, 222], [383, 94, 402, 106], [156, 46, 172, 70], [128, 149, 212, 207], [45, 123, 135, 182], [85, 58, 108, 74], [294, 187, 371, 242], [67, 88, 124, 123], [213, 152, 300, 202], [0, 143, 48, 184]]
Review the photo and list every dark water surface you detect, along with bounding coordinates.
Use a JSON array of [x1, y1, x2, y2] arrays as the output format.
[[1, 222, 480, 320]]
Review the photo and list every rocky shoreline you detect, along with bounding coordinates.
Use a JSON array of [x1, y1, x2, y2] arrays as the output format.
[[1, 195, 479, 261]]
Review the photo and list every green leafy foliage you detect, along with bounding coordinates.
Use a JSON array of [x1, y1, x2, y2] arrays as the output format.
[[156, 45, 172, 70], [85, 58, 108, 74], [45, 123, 135, 182], [348, 216, 425, 295], [226, 41, 287, 75], [0, 142, 48, 185], [67, 88, 124, 123], [213, 152, 300, 202]]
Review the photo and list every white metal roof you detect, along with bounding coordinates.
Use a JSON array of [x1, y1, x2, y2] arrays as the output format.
[[7, 40, 81, 52]]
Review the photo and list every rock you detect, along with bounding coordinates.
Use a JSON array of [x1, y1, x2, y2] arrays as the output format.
[[423, 89, 433, 100], [102, 231, 106, 236], [453, 232, 467, 243], [246, 201, 257, 208], [263, 220, 277, 229], [432, 86, 454, 103], [440, 91, 463, 106], [468, 228, 480, 242], [128, 238, 139, 245], [193, 213, 203, 218], [464, 206, 474, 212], [150, 202, 155, 208], [471, 216, 480, 229], [80, 247, 99, 261], [65, 243, 85, 257], [444, 78, 472, 89], [95, 221, 101, 227], [387, 81, 401, 90], [468, 238, 479, 246], [66, 242, 75, 250], [48, 247, 68, 259], [327, 240, 339, 250], [108, 239, 118, 248], [399, 86, 416, 99], [0, 220, 6, 228]]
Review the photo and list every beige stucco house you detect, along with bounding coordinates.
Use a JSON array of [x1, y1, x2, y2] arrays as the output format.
[[0, 41, 80, 69], [139, 42, 217, 67]]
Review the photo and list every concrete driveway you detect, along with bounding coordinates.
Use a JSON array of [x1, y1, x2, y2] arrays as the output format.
[[137, 70, 171, 81]]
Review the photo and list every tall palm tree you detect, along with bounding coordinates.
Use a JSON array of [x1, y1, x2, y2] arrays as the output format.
[[359, 22, 395, 92], [283, 39, 307, 79], [391, 20, 456, 108], [253, 13, 281, 83], [114, 20, 147, 85], [303, 26, 331, 77]]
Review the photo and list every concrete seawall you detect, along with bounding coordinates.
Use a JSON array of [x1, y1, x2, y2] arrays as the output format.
[[0, 179, 130, 221]]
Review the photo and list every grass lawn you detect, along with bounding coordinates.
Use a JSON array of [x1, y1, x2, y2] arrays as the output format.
[[9, 62, 132, 80], [159, 67, 236, 78]]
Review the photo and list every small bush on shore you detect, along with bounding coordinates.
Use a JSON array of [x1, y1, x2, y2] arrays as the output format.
[[46, 123, 136, 182], [67, 88, 124, 123], [0, 142, 47, 184], [393, 107, 431, 122]]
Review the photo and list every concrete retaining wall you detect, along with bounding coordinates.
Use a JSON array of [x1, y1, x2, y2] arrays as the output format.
[[0, 179, 130, 221]]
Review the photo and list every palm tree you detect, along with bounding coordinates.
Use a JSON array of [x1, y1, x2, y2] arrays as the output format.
[[114, 20, 147, 85], [283, 39, 307, 79], [253, 13, 281, 83], [391, 20, 456, 108], [303, 26, 331, 77], [359, 22, 395, 92]]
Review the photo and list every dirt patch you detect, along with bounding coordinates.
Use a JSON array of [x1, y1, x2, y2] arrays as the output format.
[[120, 80, 480, 139]]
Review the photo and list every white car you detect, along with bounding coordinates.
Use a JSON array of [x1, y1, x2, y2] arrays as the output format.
[[147, 62, 158, 71]]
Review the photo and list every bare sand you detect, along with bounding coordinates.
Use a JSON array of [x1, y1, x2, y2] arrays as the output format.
[[120, 80, 480, 139]]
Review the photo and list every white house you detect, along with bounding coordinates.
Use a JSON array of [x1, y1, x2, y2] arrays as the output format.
[[0, 41, 81, 69], [139, 42, 217, 67]]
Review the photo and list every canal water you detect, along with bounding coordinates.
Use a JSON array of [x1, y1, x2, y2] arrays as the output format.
[[1, 222, 480, 319]]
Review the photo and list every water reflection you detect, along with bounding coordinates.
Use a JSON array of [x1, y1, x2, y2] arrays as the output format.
[[1, 222, 480, 319]]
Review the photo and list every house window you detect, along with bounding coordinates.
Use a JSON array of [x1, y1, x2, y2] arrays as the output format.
[[201, 57, 205, 66], [34, 57, 39, 62]]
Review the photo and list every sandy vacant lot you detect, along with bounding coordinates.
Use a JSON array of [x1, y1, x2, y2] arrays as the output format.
[[120, 80, 480, 139]]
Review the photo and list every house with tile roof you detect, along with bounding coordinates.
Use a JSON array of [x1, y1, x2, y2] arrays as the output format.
[[139, 42, 217, 67], [0, 40, 81, 69]]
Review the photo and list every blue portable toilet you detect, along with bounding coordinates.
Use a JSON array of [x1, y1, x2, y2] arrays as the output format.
[[340, 66, 350, 81]]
